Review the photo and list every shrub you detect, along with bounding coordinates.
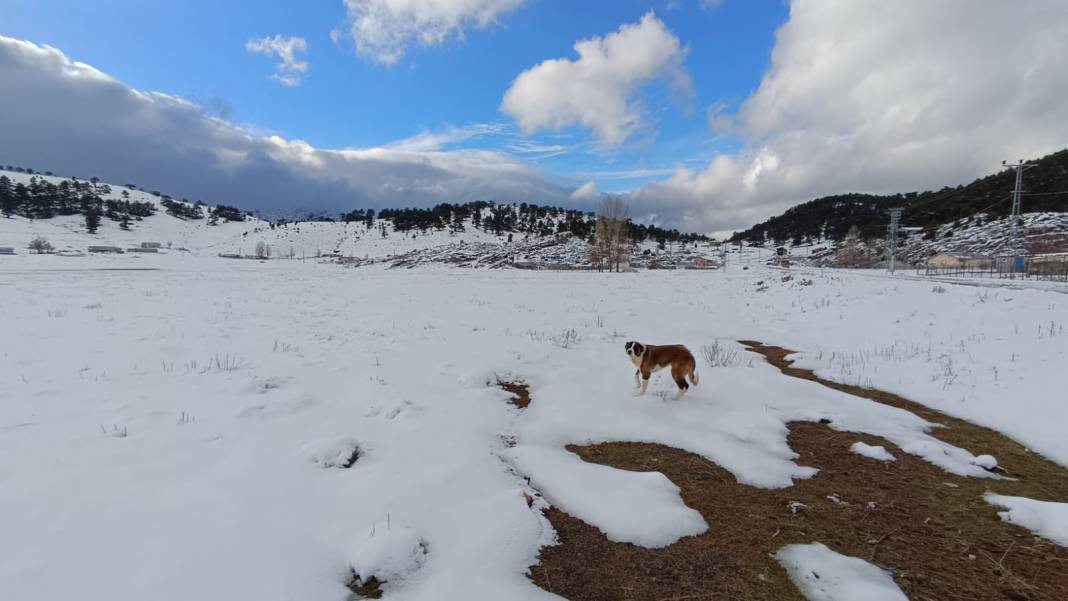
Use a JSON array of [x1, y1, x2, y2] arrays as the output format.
[[28, 236, 53, 254]]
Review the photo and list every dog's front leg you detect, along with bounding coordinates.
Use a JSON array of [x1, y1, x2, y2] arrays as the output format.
[[633, 374, 650, 396], [634, 369, 641, 389]]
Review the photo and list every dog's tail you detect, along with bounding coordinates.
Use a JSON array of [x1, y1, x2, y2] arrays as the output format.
[[688, 364, 700, 386]]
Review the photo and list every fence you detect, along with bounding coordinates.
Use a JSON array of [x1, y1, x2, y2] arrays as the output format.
[[920, 255, 1068, 282]]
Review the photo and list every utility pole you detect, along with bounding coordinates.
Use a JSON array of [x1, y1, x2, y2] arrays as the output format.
[[886, 207, 903, 273], [1003, 159, 1037, 273]]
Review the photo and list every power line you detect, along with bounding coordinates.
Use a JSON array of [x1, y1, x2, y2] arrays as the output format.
[[1020, 190, 1068, 196]]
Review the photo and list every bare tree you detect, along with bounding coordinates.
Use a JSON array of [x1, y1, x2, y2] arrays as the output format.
[[28, 236, 53, 254], [255, 241, 270, 259], [836, 225, 864, 267], [590, 197, 631, 272]]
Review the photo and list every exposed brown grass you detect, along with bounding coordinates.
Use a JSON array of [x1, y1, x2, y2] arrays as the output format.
[[498, 380, 531, 409], [346, 574, 383, 599], [525, 341, 1068, 601]]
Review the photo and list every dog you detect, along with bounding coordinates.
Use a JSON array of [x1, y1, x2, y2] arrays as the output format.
[[624, 341, 699, 399]]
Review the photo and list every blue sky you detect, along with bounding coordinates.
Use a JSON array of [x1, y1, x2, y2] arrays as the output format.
[[3, 0, 784, 192], [3, 1, 1066, 235]]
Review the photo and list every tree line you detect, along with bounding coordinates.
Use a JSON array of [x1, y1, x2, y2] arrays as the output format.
[[0, 175, 156, 232], [0, 174, 246, 232], [342, 200, 709, 245]]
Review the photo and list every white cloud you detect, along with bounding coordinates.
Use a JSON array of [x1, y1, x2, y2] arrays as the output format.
[[500, 11, 691, 146], [246, 35, 309, 86], [337, 0, 525, 66], [384, 123, 508, 152], [569, 180, 598, 200], [631, 0, 1068, 235], [0, 36, 569, 216]]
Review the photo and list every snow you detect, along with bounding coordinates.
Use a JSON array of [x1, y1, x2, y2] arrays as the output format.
[[302, 436, 361, 469], [776, 542, 908, 601], [507, 445, 708, 547], [2, 231, 1067, 599], [349, 525, 428, 585], [850, 442, 895, 462], [971, 454, 998, 470], [985, 493, 1068, 546]]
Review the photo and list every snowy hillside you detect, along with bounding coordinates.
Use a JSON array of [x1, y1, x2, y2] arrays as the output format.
[[762, 212, 1068, 268], [901, 211, 1068, 262], [1, 168, 725, 269], [0, 168, 269, 253]]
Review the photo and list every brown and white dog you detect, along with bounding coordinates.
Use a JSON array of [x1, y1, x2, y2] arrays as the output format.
[[624, 341, 699, 399]]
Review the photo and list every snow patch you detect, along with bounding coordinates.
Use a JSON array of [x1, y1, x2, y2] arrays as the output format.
[[776, 542, 907, 601], [850, 442, 895, 462], [985, 493, 1068, 546], [507, 445, 708, 548], [971, 454, 998, 470], [349, 524, 428, 585]]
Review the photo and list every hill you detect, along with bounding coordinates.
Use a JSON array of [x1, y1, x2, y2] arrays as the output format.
[[729, 148, 1068, 245], [0, 166, 714, 268]]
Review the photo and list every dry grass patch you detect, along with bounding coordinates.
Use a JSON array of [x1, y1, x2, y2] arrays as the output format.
[[498, 380, 531, 409], [524, 342, 1068, 601]]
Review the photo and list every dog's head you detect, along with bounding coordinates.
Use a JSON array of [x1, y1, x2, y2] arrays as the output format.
[[624, 341, 646, 358]]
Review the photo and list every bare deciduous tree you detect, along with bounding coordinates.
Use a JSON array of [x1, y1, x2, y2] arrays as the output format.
[[836, 225, 864, 267], [255, 241, 270, 259], [590, 197, 631, 272]]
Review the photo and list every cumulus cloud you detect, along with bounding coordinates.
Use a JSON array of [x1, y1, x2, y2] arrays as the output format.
[[246, 35, 309, 86], [337, 0, 525, 65], [632, 0, 1068, 236], [500, 12, 691, 146], [569, 180, 598, 200], [0, 36, 569, 216]]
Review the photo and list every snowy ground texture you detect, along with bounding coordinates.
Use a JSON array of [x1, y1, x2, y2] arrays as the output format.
[[2, 257, 1067, 600]]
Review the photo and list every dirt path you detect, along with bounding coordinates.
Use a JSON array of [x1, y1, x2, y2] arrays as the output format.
[[525, 342, 1068, 601]]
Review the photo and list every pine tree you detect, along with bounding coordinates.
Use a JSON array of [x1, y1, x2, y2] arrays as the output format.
[[0, 176, 15, 217], [82, 194, 102, 234]]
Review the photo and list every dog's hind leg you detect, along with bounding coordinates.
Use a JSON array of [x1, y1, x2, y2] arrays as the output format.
[[671, 364, 690, 400]]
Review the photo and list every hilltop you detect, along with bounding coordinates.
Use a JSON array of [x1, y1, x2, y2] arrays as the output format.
[[729, 148, 1068, 246]]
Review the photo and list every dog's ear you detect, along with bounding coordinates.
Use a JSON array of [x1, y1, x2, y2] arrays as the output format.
[[633, 343, 645, 355]]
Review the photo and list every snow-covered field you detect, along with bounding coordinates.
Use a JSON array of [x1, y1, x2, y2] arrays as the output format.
[[2, 257, 1067, 600]]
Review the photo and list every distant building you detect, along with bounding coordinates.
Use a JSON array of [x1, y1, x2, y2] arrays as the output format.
[[140, 242, 162, 249], [0, 247, 15, 255], [127, 247, 159, 253], [88, 246, 124, 254], [926, 252, 993, 269]]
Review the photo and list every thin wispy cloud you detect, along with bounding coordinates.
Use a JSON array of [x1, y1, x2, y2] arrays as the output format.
[[246, 35, 309, 86], [384, 123, 508, 152]]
